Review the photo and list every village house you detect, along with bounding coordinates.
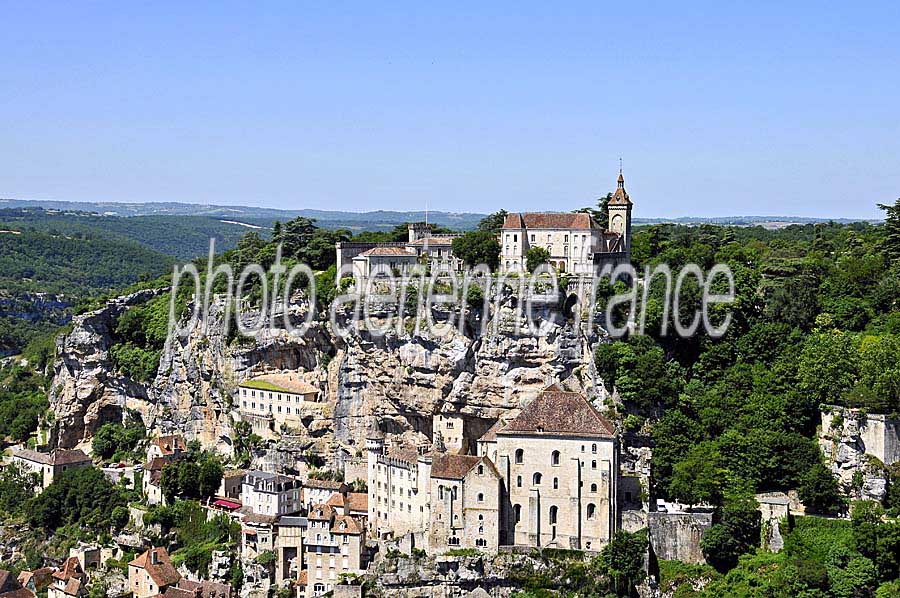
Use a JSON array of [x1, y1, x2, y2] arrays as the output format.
[[432, 412, 467, 454], [326, 492, 368, 528], [303, 479, 349, 511], [0, 569, 35, 598], [10, 448, 92, 491], [17, 568, 53, 594], [128, 547, 181, 598], [47, 557, 85, 598], [499, 171, 632, 275], [351, 247, 419, 278], [142, 456, 169, 505], [303, 504, 366, 598], [237, 375, 321, 440], [428, 454, 502, 553], [242, 470, 303, 517], [146, 434, 187, 462]]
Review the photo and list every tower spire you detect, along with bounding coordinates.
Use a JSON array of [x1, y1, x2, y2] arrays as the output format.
[[617, 157, 625, 188]]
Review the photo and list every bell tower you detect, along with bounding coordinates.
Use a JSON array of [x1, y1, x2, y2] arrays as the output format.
[[607, 167, 633, 257]]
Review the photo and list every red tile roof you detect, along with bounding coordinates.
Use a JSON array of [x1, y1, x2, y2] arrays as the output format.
[[498, 386, 615, 438], [308, 504, 335, 521], [151, 435, 186, 456], [129, 548, 181, 588], [331, 515, 363, 535], [52, 557, 83, 582]]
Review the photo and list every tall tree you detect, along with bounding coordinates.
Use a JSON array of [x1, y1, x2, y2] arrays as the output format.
[[878, 198, 900, 263]]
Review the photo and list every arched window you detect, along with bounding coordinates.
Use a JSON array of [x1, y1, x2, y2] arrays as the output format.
[[553, 477, 559, 490], [477, 493, 484, 503], [514, 504, 522, 523], [515, 449, 524, 464], [478, 514, 484, 521], [517, 475, 522, 487], [451, 487, 457, 500], [533, 472, 542, 486], [587, 503, 596, 520], [551, 451, 560, 466], [438, 486, 445, 500], [590, 483, 598, 493], [477, 464, 484, 475], [549, 505, 558, 525], [591, 443, 597, 454]]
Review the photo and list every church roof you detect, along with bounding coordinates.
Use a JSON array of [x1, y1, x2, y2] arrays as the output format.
[[497, 385, 615, 439]]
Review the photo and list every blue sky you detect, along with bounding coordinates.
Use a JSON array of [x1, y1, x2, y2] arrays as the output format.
[[2, 2, 898, 219]]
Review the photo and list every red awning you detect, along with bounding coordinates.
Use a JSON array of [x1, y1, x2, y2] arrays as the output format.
[[212, 499, 242, 510]]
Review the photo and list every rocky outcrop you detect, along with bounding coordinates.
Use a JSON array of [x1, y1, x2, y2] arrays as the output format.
[[819, 406, 899, 502], [48, 289, 162, 448], [648, 511, 713, 564], [49, 284, 603, 464]]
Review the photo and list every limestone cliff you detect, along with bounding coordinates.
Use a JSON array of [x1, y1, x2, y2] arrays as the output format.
[[47, 289, 161, 448], [49, 285, 603, 460]]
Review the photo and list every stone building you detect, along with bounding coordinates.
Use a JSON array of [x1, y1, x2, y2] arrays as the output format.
[[432, 412, 467, 454], [365, 435, 431, 539], [237, 375, 321, 439], [428, 454, 502, 553], [128, 547, 181, 598], [493, 385, 618, 550], [303, 504, 366, 597], [336, 223, 462, 278], [499, 171, 633, 275], [10, 448, 91, 491]]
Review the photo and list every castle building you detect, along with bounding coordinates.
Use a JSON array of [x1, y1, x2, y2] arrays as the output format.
[[365, 436, 431, 539], [499, 171, 633, 275]]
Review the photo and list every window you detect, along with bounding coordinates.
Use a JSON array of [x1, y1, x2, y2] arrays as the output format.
[[516, 475, 522, 487], [592, 460, 597, 469], [477, 493, 484, 503], [590, 483, 597, 493], [530, 234, 535, 242], [477, 465, 484, 475], [553, 477, 559, 490], [551, 451, 560, 466], [476, 538, 487, 547], [587, 503, 596, 520], [513, 234, 518, 242], [448, 536, 460, 546], [549, 506, 558, 525], [532, 472, 542, 486], [514, 504, 522, 523], [438, 486, 444, 500], [515, 449, 524, 464], [592, 444, 597, 454]]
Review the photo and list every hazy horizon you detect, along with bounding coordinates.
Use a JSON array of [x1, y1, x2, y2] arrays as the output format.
[[3, 3, 898, 220]]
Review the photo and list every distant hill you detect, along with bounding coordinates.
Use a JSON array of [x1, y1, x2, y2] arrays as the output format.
[[0, 199, 486, 233], [0, 198, 879, 232]]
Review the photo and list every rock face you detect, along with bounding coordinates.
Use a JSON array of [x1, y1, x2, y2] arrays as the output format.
[[819, 407, 899, 502], [48, 289, 162, 448], [647, 512, 713, 565], [49, 285, 602, 461]]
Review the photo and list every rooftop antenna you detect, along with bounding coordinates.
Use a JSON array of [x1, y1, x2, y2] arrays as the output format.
[[619, 156, 623, 174]]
